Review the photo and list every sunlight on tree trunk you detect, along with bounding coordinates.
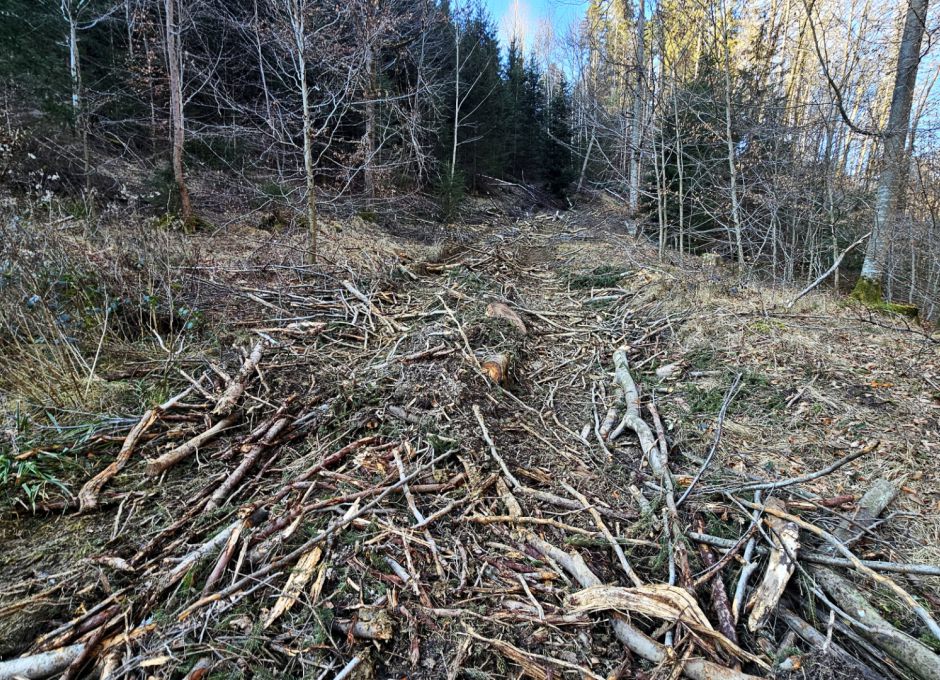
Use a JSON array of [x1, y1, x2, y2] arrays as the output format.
[[854, 0, 928, 305]]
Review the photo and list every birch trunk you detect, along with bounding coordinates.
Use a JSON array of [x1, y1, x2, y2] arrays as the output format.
[[628, 0, 645, 215], [62, 1, 91, 192], [288, 0, 318, 260], [450, 20, 459, 182], [720, 0, 744, 265], [855, 0, 929, 300]]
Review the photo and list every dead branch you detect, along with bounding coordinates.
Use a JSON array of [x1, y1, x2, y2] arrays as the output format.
[[730, 441, 879, 493], [496, 480, 761, 680], [472, 404, 520, 488], [561, 482, 643, 586], [812, 568, 940, 680], [465, 627, 605, 680], [342, 279, 406, 332], [485, 302, 527, 335], [0, 644, 85, 680], [393, 446, 445, 578], [786, 231, 871, 308], [518, 486, 635, 522], [731, 493, 762, 622], [806, 479, 940, 680], [568, 585, 767, 668], [778, 608, 888, 680], [677, 373, 741, 505], [746, 497, 799, 632], [78, 386, 193, 511], [693, 516, 738, 646], [689, 530, 940, 575], [146, 414, 239, 476], [205, 414, 292, 512], [213, 341, 265, 417], [176, 450, 454, 622]]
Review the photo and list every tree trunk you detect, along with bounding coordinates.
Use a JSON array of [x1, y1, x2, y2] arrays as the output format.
[[628, 0, 645, 216], [450, 21, 460, 182], [855, 0, 928, 301], [672, 77, 685, 253], [165, 0, 192, 224], [576, 131, 594, 193], [63, 2, 91, 194], [288, 0, 318, 261], [253, 0, 279, 171], [363, 29, 376, 199], [720, 0, 744, 265]]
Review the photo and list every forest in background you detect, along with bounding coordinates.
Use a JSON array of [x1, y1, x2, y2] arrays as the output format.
[[3, 3, 940, 680], [0, 0, 938, 319]]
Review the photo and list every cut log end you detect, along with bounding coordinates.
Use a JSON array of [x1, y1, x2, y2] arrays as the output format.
[[482, 353, 511, 385]]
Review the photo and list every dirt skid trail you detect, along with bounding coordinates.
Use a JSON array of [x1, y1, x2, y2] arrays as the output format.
[[2, 214, 938, 680]]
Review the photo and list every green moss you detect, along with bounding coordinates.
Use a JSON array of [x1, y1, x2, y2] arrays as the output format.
[[749, 319, 785, 334], [851, 276, 919, 319], [182, 213, 212, 234], [851, 275, 883, 304]]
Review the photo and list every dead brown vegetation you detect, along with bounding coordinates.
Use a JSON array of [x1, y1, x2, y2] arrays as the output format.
[[1, 204, 938, 679]]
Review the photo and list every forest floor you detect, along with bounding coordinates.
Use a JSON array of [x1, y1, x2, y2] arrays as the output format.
[[1, 196, 939, 680]]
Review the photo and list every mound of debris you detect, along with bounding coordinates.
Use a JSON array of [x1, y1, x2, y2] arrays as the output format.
[[2, 218, 938, 680]]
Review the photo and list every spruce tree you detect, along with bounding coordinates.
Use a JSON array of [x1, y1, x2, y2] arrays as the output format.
[[544, 74, 574, 198]]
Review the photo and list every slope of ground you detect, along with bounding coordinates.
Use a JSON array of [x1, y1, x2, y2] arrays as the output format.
[[1, 204, 938, 679]]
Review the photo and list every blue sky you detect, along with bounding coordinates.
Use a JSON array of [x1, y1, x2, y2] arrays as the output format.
[[480, 0, 589, 48]]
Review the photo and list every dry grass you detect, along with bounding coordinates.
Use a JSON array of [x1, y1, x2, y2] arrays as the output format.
[[0, 198, 938, 678], [560, 228, 940, 580]]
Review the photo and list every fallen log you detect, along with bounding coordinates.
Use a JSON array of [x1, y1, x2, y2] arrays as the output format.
[[0, 644, 84, 680], [778, 607, 888, 680], [809, 479, 940, 680], [812, 568, 940, 680], [735, 495, 940, 643]]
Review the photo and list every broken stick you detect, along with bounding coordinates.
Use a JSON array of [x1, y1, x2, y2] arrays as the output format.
[[213, 341, 265, 417], [78, 385, 193, 511], [146, 414, 239, 476]]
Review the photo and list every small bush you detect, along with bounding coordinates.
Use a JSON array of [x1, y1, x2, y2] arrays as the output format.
[[567, 265, 626, 289], [358, 208, 379, 224], [143, 164, 179, 214], [435, 164, 465, 223]]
